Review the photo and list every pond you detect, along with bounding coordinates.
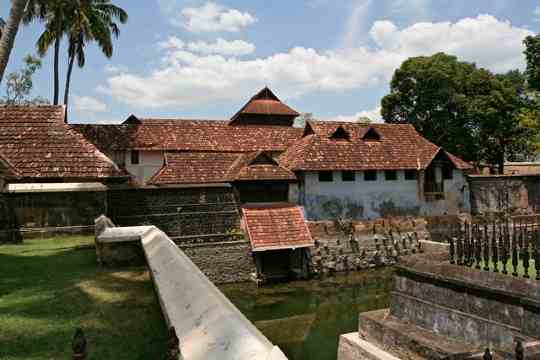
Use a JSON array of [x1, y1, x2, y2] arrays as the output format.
[[220, 267, 394, 360]]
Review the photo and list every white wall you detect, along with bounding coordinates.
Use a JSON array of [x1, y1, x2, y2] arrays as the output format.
[[125, 150, 164, 184], [300, 169, 470, 220]]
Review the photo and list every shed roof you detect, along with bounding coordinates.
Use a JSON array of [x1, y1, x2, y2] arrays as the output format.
[[242, 203, 314, 252]]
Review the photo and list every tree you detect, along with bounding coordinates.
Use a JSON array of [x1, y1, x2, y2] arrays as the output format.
[[63, 0, 127, 122], [24, 0, 71, 105], [1, 54, 49, 105], [0, 0, 30, 84], [0, 17, 6, 38], [382, 53, 530, 173], [524, 35, 540, 92]]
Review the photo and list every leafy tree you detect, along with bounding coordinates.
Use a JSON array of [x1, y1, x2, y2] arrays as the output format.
[[0, 0, 30, 84], [382, 52, 530, 173], [1, 54, 49, 105], [524, 35, 540, 92]]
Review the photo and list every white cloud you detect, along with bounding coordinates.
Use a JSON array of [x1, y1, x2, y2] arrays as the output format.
[[158, 36, 185, 50], [102, 15, 532, 109], [177, 2, 257, 33], [158, 36, 255, 56], [187, 38, 255, 56], [333, 106, 383, 123], [73, 96, 107, 114]]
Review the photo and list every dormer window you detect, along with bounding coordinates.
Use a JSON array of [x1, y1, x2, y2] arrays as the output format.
[[362, 127, 381, 142], [330, 126, 350, 141]]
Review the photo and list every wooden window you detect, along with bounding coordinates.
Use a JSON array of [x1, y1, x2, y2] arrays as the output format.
[[342, 171, 355, 182], [385, 170, 398, 181], [318, 171, 333, 182], [404, 170, 418, 180], [130, 150, 140, 165], [364, 170, 377, 181]]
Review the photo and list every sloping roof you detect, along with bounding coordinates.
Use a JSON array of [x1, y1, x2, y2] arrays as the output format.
[[73, 119, 303, 153], [0, 106, 126, 180], [149, 152, 240, 185], [279, 121, 472, 171], [229, 87, 300, 124], [227, 152, 297, 181], [242, 203, 314, 252], [149, 151, 297, 185]]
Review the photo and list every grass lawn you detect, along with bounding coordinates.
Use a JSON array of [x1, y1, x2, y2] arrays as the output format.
[[0, 236, 167, 360], [471, 259, 538, 278]]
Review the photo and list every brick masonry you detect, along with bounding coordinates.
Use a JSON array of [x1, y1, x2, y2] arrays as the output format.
[[180, 241, 256, 284]]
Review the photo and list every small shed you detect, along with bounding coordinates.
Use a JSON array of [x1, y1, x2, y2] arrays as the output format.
[[242, 203, 314, 281]]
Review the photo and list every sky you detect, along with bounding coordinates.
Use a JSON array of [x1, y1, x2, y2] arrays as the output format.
[[2, 0, 540, 124]]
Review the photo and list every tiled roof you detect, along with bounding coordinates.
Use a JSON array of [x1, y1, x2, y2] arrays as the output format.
[[149, 152, 240, 185], [279, 121, 472, 171], [72, 119, 303, 153], [242, 203, 314, 252], [149, 151, 297, 185], [227, 152, 297, 181], [0, 106, 126, 180], [230, 87, 300, 124]]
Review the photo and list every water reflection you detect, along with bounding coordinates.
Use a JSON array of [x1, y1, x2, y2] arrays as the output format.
[[220, 268, 394, 360]]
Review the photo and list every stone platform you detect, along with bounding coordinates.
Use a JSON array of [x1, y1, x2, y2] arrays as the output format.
[[338, 252, 540, 359]]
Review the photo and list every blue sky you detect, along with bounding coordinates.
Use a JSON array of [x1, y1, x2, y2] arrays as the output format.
[[2, 0, 539, 123]]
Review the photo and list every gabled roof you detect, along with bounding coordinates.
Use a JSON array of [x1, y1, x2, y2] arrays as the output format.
[[0, 106, 126, 180], [149, 151, 297, 185], [242, 203, 314, 252], [227, 152, 297, 181], [149, 152, 240, 185], [229, 87, 300, 124], [73, 119, 303, 153], [279, 120, 472, 171]]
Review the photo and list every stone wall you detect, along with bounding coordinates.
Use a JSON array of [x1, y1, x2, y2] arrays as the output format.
[[390, 255, 540, 351], [308, 217, 429, 274], [0, 194, 21, 243], [107, 187, 241, 242], [180, 241, 256, 284], [469, 174, 540, 215]]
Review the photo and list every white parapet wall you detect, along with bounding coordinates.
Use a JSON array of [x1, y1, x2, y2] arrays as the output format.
[[141, 227, 288, 360]]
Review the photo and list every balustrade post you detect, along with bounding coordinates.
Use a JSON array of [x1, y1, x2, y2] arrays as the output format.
[[523, 223, 530, 279], [492, 222, 499, 273]]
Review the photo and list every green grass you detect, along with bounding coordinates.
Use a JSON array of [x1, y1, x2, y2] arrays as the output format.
[[467, 259, 538, 278], [0, 236, 167, 360]]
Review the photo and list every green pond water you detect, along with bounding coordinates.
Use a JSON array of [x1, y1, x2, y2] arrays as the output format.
[[220, 267, 394, 360]]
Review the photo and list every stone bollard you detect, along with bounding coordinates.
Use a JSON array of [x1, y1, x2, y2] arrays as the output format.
[[72, 328, 87, 360]]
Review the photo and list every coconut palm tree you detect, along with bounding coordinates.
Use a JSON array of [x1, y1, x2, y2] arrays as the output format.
[[0, 18, 6, 38], [0, 0, 30, 84], [24, 0, 70, 105], [63, 0, 127, 122]]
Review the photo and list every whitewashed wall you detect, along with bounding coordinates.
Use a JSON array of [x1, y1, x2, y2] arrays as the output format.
[[299, 169, 469, 220], [125, 151, 164, 184]]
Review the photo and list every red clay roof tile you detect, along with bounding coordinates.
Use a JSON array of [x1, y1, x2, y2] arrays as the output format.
[[279, 121, 472, 171], [242, 203, 314, 251], [0, 106, 126, 180]]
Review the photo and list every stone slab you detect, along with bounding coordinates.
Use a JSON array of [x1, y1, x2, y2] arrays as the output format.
[[337, 333, 401, 360], [97, 226, 155, 243], [359, 309, 482, 360], [141, 227, 287, 360]]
